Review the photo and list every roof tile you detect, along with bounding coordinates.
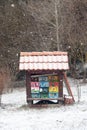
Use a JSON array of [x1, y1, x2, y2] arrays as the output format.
[[19, 51, 69, 70]]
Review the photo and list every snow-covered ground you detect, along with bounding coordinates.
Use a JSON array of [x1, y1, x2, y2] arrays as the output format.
[[0, 78, 87, 130]]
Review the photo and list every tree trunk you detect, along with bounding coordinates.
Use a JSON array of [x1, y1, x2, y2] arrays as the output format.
[[0, 95, 1, 106], [55, 0, 60, 51]]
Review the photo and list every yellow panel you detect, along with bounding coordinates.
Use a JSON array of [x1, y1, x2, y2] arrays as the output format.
[[49, 86, 59, 93], [48, 76, 59, 81]]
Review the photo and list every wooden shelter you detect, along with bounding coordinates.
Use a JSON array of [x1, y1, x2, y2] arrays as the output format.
[[19, 51, 75, 105]]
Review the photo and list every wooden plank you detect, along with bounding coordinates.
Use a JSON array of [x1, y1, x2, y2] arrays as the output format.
[[63, 72, 75, 102], [31, 73, 58, 78], [26, 71, 32, 104], [59, 71, 63, 97], [28, 70, 60, 75], [29, 104, 63, 108], [27, 97, 64, 101]]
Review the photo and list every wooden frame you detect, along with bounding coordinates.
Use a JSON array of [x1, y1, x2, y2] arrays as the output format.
[[26, 70, 64, 105]]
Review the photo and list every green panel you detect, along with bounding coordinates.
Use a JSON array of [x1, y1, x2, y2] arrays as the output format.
[[40, 93, 49, 98]]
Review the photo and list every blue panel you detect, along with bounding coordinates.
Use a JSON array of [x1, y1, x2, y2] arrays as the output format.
[[39, 76, 48, 82], [40, 87, 49, 93], [49, 93, 58, 98], [40, 81, 49, 88], [31, 93, 40, 98]]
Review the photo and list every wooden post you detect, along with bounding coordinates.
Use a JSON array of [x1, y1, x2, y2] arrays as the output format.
[[26, 71, 33, 105], [59, 71, 63, 97], [63, 72, 75, 102]]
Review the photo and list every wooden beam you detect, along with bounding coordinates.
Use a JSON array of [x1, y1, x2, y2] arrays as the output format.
[[27, 97, 64, 101], [26, 71, 32, 104], [59, 71, 63, 97], [63, 72, 75, 102]]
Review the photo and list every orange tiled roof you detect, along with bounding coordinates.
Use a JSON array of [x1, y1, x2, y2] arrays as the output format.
[[20, 51, 67, 56], [19, 51, 69, 70]]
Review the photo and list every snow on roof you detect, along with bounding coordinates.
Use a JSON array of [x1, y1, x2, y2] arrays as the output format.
[[19, 51, 69, 71]]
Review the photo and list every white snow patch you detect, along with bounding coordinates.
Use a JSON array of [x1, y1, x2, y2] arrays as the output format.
[[0, 78, 87, 130]]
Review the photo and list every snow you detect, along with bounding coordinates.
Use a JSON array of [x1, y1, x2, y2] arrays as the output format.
[[0, 78, 87, 130]]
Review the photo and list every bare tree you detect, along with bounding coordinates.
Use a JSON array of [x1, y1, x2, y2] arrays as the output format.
[[0, 70, 4, 106], [26, 0, 62, 51], [0, 67, 13, 106], [55, 0, 60, 50], [0, 0, 87, 82]]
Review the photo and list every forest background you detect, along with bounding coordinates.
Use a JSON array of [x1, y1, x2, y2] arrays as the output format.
[[0, 0, 87, 89]]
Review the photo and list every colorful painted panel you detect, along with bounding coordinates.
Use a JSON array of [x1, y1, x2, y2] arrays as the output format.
[[49, 82, 59, 87], [31, 77, 38, 82], [48, 76, 59, 82], [40, 93, 49, 98], [40, 87, 49, 93], [31, 87, 39, 93], [49, 86, 59, 93], [31, 93, 40, 98], [31, 82, 39, 93], [31, 82, 39, 87], [39, 76, 48, 82], [49, 93, 58, 98], [39, 81, 49, 88]]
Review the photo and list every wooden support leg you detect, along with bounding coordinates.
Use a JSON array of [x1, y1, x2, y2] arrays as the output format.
[[27, 100, 33, 106], [63, 72, 75, 102]]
